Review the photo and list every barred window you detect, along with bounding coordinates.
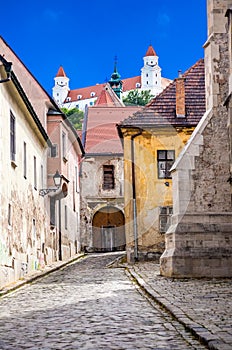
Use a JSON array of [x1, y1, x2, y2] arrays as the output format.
[[103, 165, 115, 190], [157, 150, 175, 179]]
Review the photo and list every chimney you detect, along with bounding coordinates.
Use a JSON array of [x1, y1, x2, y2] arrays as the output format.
[[175, 70, 185, 118]]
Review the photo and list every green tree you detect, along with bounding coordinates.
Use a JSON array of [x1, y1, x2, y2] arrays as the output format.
[[123, 89, 154, 106], [61, 107, 84, 130]]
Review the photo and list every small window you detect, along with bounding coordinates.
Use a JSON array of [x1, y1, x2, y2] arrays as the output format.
[[50, 197, 56, 226], [146, 73, 148, 77], [103, 165, 115, 190], [10, 111, 16, 161], [23, 142, 27, 179], [90, 92, 95, 97], [159, 206, 173, 233], [77, 95, 82, 100], [50, 144, 58, 158], [66, 97, 71, 102], [62, 132, 66, 159], [157, 150, 175, 179], [135, 83, 141, 88], [89, 101, 94, 106], [65, 205, 68, 229], [8, 203, 12, 226], [34, 156, 37, 190]]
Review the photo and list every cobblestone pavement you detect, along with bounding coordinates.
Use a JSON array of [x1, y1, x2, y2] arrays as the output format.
[[129, 262, 232, 350], [0, 253, 207, 350]]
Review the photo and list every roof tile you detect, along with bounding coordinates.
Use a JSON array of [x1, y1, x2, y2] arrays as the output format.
[[119, 59, 205, 128]]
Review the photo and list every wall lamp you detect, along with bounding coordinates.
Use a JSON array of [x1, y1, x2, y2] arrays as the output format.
[[39, 170, 62, 197], [0, 62, 12, 83]]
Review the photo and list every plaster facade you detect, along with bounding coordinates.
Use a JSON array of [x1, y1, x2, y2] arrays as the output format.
[[80, 155, 125, 252], [0, 63, 50, 288], [121, 127, 194, 262]]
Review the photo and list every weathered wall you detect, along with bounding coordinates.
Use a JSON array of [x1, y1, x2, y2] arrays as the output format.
[[123, 127, 194, 262], [0, 70, 50, 288], [80, 155, 124, 251], [160, 0, 232, 277]]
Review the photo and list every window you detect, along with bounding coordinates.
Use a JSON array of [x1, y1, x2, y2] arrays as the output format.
[[65, 205, 68, 229], [157, 150, 175, 179], [50, 197, 56, 226], [159, 206, 173, 233], [135, 83, 141, 88], [10, 111, 16, 161], [8, 203, 12, 226], [33, 156, 37, 190], [75, 166, 78, 192], [41, 165, 44, 189], [23, 142, 27, 178], [50, 144, 58, 157], [103, 165, 115, 190], [62, 132, 66, 159]]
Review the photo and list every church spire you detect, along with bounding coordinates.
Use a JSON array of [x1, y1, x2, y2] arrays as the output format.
[[108, 56, 123, 99]]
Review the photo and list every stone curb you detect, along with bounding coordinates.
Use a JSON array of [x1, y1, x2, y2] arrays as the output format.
[[0, 253, 86, 297], [127, 267, 226, 350]]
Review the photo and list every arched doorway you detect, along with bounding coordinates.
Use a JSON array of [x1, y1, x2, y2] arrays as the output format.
[[92, 206, 125, 252]]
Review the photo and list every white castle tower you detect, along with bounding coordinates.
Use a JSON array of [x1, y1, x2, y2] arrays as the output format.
[[141, 45, 162, 96], [52, 66, 70, 106]]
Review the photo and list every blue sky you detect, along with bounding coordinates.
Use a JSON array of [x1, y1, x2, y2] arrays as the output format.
[[1, 0, 207, 95]]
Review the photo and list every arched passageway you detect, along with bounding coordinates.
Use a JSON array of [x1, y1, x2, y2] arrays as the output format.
[[92, 206, 125, 252]]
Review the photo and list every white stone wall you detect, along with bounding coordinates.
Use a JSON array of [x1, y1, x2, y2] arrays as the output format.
[[0, 70, 50, 288]]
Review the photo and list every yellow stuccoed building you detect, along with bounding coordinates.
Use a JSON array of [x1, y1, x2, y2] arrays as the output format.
[[117, 59, 205, 262]]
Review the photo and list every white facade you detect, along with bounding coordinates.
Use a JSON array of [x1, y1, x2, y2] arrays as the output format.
[[141, 53, 162, 96], [52, 73, 70, 106], [0, 63, 50, 288]]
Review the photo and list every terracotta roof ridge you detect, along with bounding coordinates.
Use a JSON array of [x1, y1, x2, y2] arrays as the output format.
[[181, 58, 204, 78], [145, 45, 157, 57], [56, 66, 66, 77]]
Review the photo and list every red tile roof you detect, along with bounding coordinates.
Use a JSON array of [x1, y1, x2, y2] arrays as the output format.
[[56, 66, 66, 77], [84, 106, 141, 154], [119, 59, 205, 128], [66, 76, 171, 103], [145, 45, 157, 56], [95, 84, 124, 107]]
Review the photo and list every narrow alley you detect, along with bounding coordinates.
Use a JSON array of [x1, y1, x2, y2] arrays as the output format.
[[0, 253, 207, 350]]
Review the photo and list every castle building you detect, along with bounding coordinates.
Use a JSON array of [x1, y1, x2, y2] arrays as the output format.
[[52, 46, 171, 111]]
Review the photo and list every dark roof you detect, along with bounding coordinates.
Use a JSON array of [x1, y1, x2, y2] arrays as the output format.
[[119, 59, 205, 128]]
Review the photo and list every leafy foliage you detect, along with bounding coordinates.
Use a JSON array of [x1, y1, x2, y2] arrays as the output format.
[[61, 107, 84, 130], [123, 89, 154, 106]]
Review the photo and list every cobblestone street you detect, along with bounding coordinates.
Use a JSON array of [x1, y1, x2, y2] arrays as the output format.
[[0, 253, 207, 350]]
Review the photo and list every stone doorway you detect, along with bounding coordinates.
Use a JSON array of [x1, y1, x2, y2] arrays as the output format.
[[92, 206, 125, 252]]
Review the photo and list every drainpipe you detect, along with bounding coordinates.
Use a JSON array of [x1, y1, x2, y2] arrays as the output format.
[[131, 129, 143, 261]]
